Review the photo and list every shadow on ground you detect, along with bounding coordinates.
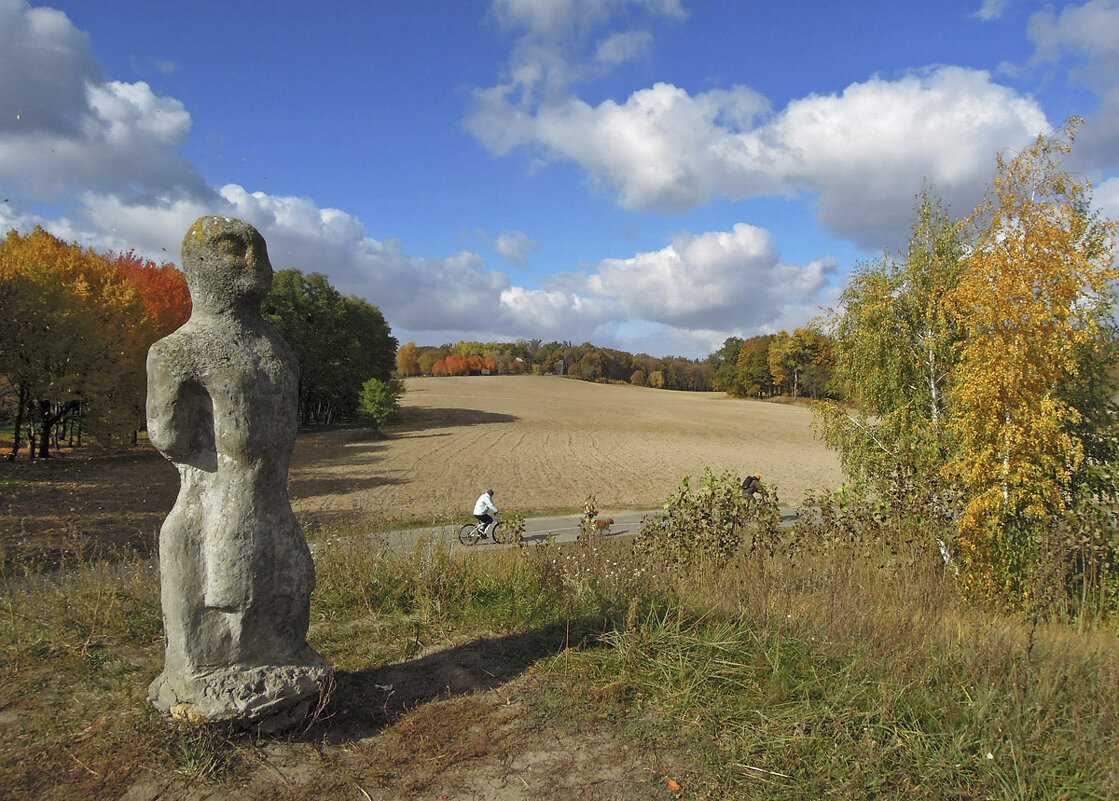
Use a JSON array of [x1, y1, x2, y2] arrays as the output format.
[[315, 617, 603, 744], [289, 473, 406, 501], [395, 407, 518, 432]]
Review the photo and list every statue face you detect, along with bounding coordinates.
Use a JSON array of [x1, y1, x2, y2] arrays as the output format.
[[182, 217, 273, 313]]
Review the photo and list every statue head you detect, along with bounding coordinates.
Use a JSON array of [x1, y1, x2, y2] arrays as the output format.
[[182, 216, 273, 315]]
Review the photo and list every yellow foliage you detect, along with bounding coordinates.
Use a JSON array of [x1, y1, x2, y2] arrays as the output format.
[[948, 121, 1118, 601], [0, 227, 155, 450]]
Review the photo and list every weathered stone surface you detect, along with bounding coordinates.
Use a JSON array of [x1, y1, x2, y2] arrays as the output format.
[[146, 216, 329, 730]]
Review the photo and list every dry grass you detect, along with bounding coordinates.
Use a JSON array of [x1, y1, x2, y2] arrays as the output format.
[[3, 377, 1117, 799]]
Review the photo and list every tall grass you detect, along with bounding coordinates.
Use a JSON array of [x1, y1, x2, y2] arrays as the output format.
[[2, 508, 1117, 799]]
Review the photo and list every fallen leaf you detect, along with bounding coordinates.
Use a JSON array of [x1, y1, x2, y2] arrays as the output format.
[[667, 778, 681, 792]]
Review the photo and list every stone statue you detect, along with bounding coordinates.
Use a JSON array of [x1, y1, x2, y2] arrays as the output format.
[[146, 216, 329, 731]]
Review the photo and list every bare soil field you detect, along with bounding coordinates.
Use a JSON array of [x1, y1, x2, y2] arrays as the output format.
[[0, 374, 841, 562], [291, 375, 843, 530]]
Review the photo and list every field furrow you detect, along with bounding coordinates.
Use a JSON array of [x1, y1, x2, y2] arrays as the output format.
[[289, 375, 843, 527]]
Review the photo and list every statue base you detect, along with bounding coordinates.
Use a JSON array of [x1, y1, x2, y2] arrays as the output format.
[[149, 654, 331, 733]]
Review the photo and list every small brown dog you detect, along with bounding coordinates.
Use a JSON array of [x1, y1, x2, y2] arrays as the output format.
[[593, 517, 614, 532]]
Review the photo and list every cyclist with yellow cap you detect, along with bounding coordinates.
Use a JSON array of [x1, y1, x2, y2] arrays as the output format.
[[741, 473, 767, 503]]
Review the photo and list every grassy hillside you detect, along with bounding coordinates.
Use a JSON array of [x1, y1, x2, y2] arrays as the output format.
[[1, 378, 1116, 799]]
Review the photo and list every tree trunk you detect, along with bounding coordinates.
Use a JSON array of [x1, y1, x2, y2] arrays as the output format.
[[33, 399, 78, 458], [7, 385, 28, 460], [37, 399, 53, 458]]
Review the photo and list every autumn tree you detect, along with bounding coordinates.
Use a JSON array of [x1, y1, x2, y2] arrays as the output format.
[[109, 250, 191, 337], [818, 126, 1119, 613], [444, 352, 469, 376], [766, 332, 793, 396], [395, 342, 420, 377], [766, 328, 827, 399], [418, 348, 441, 375], [0, 227, 153, 456], [948, 123, 1119, 603]]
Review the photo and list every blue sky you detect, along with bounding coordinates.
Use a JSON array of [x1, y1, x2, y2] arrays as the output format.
[[3, 0, 1119, 358]]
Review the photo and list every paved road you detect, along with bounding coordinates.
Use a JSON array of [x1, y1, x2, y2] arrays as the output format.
[[369, 509, 658, 552], [332, 506, 800, 554]]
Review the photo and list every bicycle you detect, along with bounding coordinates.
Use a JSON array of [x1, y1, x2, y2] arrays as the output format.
[[457, 514, 507, 546]]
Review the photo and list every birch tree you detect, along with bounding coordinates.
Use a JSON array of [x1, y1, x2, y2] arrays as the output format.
[[816, 189, 967, 510], [949, 122, 1119, 602]]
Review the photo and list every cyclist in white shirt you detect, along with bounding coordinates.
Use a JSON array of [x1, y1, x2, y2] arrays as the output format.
[[473, 489, 498, 537]]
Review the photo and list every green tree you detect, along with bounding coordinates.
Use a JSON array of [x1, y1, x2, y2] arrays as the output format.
[[708, 337, 745, 393], [263, 269, 397, 425], [736, 335, 776, 397], [816, 189, 967, 512], [343, 294, 397, 385], [359, 377, 404, 433]]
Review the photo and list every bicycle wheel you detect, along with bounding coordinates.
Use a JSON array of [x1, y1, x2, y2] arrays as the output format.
[[458, 523, 480, 546], [489, 521, 507, 544]]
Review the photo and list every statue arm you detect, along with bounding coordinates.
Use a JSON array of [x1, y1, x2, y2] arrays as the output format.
[[147, 342, 213, 462]]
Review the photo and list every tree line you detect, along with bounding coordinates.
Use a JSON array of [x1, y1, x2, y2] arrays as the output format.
[[1, 225, 830, 462], [0, 227, 398, 458], [817, 122, 1119, 613], [396, 340, 713, 392], [707, 329, 834, 400]]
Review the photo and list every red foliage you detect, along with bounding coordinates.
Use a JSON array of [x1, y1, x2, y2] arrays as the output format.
[[109, 250, 191, 337]]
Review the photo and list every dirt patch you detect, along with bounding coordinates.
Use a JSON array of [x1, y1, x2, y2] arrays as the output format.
[[125, 682, 673, 801], [119, 622, 677, 801]]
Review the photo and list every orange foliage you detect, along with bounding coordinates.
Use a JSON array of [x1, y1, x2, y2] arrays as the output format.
[[445, 353, 469, 376], [949, 122, 1118, 601], [109, 250, 191, 337], [396, 341, 420, 376], [0, 227, 154, 451]]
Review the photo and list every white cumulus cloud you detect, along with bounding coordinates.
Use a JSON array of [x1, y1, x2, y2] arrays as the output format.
[[469, 66, 1050, 248], [1029, 0, 1119, 167], [577, 223, 834, 331]]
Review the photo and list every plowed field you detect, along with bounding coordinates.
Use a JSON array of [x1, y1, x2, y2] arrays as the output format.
[[1, 375, 843, 562], [291, 375, 843, 529]]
